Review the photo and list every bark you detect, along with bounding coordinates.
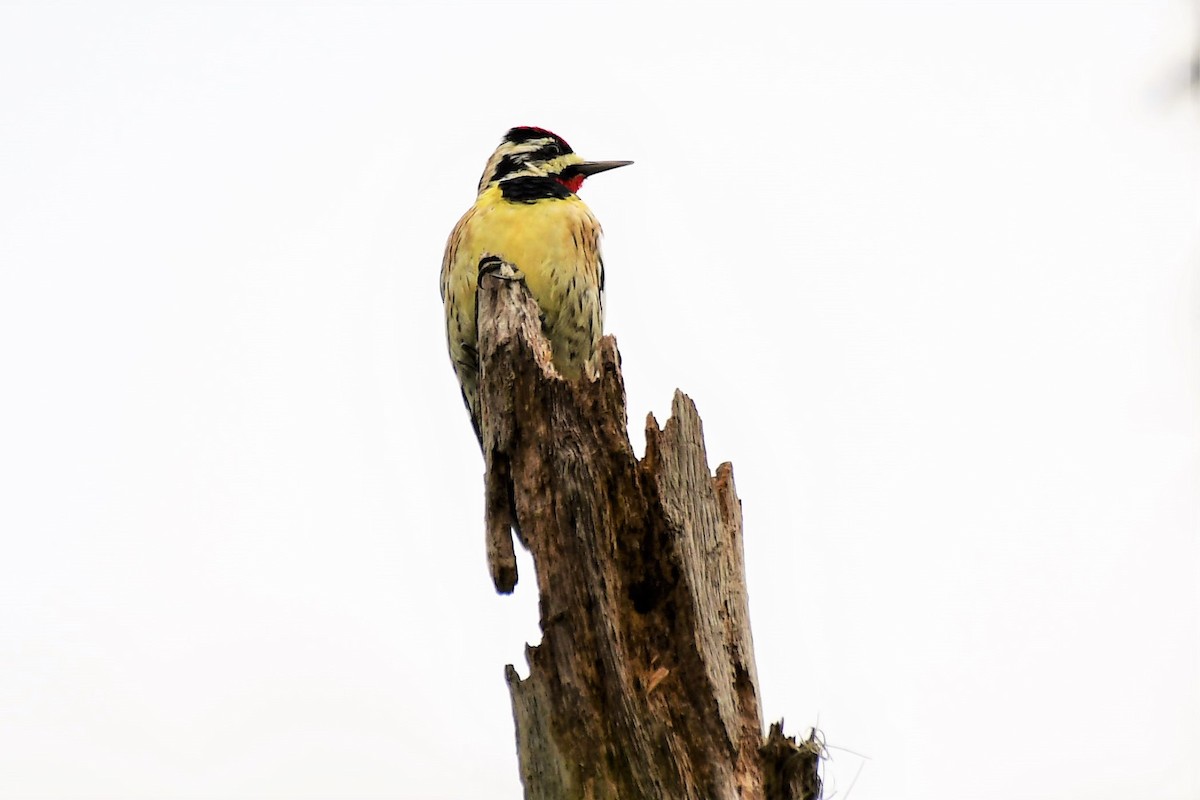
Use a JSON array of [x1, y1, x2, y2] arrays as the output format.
[[475, 260, 821, 800]]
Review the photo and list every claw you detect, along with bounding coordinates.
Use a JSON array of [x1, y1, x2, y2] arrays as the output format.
[[478, 255, 524, 283]]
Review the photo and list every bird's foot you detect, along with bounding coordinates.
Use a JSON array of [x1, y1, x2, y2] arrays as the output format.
[[478, 255, 525, 283]]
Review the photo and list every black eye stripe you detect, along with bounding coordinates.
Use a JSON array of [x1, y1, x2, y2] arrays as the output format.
[[489, 154, 523, 183], [527, 143, 563, 161], [487, 144, 568, 185]]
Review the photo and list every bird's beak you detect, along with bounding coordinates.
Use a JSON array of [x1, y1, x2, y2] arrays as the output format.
[[572, 160, 634, 177]]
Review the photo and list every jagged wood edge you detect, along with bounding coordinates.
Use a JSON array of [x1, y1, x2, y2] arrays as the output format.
[[476, 263, 821, 800]]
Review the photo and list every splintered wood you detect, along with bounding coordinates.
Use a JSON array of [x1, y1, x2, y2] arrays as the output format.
[[475, 263, 820, 800]]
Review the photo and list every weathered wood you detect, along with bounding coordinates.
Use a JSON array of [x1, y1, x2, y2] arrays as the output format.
[[761, 723, 825, 800], [476, 261, 820, 800]]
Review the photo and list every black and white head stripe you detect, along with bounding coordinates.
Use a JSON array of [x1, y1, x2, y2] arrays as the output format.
[[504, 126, 573, 152], [477, 127, 579, 191]]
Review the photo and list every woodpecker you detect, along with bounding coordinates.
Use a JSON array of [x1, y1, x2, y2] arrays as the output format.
[[440, 126, 632, 444]]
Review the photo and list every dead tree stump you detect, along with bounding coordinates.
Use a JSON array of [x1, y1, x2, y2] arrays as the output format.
[[475, 260, 821, 800]]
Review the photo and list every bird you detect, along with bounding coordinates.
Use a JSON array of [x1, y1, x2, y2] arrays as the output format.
[[440, 126, 632, 445]]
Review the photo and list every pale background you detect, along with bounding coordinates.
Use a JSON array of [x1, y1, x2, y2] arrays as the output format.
[[1, 2, 1197, 798]]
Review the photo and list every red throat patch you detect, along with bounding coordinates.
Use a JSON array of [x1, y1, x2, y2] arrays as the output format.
[[557, 174, 585, 194]]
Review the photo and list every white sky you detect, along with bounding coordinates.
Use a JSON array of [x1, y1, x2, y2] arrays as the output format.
[[1, 2, 1197, 799]]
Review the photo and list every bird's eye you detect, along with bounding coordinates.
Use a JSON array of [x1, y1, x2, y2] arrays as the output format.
[[533, 140, 562, 159]]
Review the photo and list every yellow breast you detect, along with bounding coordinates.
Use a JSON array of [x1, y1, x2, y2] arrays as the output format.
[[442, 184, 604, 374]]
